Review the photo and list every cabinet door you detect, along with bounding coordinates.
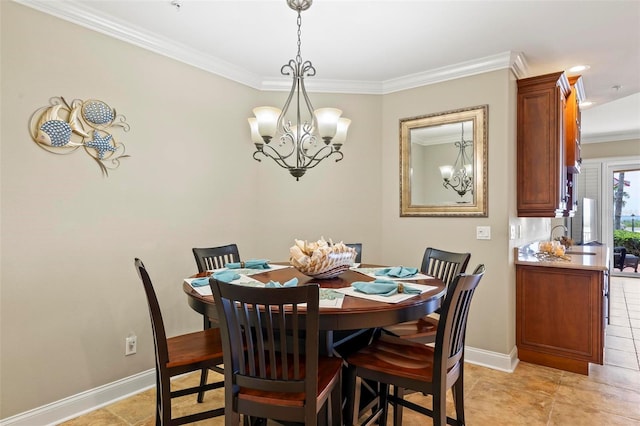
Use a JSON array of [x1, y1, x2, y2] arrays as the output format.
[[565, 76, 583, 174], [517, 72, 569, 217], [516, 266, 604, 367], [563, 76, 584, 217]]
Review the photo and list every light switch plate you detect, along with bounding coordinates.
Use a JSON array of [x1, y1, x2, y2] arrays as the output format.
[[476, 226, 491, 240]]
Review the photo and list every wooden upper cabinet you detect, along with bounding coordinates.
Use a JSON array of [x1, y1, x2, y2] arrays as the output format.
[[565, 75, 584, 173], [517, 71, 571, 217]]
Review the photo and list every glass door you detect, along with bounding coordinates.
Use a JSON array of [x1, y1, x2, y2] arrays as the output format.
[[611, 168, 640, 274]]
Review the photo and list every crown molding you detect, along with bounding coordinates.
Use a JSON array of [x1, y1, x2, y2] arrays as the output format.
[[509, 51, 529, 79], [15, 0, 527, 95], [260, 77, 385, 95], [382, 51, 528, 94]]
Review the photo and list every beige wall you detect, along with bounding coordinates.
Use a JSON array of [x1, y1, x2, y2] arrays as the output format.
[[0, 2, 381, 417], [380, 69, 522, 355], [0, 1, 560, 419]]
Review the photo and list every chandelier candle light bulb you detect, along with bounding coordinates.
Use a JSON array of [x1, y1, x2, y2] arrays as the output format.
[[252, 106, 281, 142], [333, 118, 351, 148], [314, 107, 342, 142], [248, 0, 350, 180]]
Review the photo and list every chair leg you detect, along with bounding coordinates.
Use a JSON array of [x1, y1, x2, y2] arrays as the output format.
[[392, 386, 404, 426], [197, 368, 209, 403], [159, 373, 172, 426], [345, 367, 360, 426], [378, 383, 389, 426], [154, 368, 161, 426], [432, 387, 447, 426], [330, 376, 343, 426], [452, 376, 465, 425], [197, 315, 212, 403]]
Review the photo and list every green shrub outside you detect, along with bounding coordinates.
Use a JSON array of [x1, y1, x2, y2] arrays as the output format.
[[614, 230, 640, 256]]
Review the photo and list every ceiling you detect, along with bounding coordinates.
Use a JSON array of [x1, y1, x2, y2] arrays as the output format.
[[16, 0, 640, 143]]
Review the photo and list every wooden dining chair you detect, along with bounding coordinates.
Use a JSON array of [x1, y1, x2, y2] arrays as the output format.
[[209, 279, 343, 426], [134, 258, 225, 425], [192, 244, 241, 272], [345, 264, 485, 426], [191, 244, 241, 401], [383, 247, 471, 343], [345, 243, 363, 263]]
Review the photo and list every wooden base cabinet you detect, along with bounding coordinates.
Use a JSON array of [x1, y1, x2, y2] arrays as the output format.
[[516, 265, 605, 375]]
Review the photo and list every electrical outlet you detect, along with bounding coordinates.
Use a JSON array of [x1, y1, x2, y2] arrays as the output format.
[[509, 225, 516, 240], [125, 335, 137, 356]]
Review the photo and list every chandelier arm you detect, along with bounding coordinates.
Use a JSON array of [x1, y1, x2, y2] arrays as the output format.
[[278, 60, 299, 132], [442, 174, 473, 197], [298, 145, 343, 170], [277, 132, 297, 160], [460, 140, 473, 165], [298, 73, 318, 131], [256, 146, 295, 170], [261, 137, 296, 163], [296, 140, 330, 163], [452, 140, 465, 169]]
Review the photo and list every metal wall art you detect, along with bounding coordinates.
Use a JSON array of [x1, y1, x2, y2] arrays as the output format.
[[29, 97, 130, 176]]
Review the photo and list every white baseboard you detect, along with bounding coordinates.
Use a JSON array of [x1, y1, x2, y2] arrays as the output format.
[[1, 346, 519, 426], [465, 345, 519, 372], [0, 369, 155, 426]]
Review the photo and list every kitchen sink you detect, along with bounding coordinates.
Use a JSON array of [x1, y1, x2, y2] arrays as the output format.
[[565, 251, 596, 256]]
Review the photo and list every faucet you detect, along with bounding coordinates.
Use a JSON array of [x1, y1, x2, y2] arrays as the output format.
[[550, 225, 568, 242]]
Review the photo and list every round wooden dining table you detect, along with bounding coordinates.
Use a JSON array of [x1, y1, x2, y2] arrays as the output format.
[[182, 264, 445, 341]]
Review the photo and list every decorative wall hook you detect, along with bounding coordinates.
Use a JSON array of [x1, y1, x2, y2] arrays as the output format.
[[29, 97, 130, 176]]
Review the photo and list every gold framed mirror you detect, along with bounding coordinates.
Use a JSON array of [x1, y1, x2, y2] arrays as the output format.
[[400, 105, 488, 217]]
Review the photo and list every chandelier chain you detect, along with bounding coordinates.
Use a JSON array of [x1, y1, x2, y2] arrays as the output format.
[[296, 11, 303, 65]]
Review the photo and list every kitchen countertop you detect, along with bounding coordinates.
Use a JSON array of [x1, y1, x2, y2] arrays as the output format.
[[515, 242, 609, 271]]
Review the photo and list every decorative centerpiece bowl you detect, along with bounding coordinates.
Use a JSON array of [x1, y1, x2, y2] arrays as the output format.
[[539, 240, 566, 257], [536, 240, 570, 261], [289, 237, 357, 279]]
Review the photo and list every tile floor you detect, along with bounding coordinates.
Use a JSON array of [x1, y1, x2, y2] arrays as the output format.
[[59, 276, 640, 426]]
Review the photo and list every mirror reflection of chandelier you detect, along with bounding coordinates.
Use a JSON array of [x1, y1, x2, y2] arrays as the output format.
[[248, 0, 351, 181], [439, 123, 473, 197]]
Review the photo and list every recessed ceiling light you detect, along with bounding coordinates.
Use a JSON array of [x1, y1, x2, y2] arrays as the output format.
[[579, 101, 594, 108], [568, 65, 590, 73]]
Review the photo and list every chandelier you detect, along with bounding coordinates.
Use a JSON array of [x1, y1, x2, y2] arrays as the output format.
[[439, 123, 473, 197], [248, 0, 350, 181]]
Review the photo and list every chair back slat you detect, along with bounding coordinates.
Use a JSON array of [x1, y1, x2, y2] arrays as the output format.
[[210, 279, 320, 396], [421, 247, 471, 286], [345, 243, 363, 263], [192, 244, 240, 272]]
